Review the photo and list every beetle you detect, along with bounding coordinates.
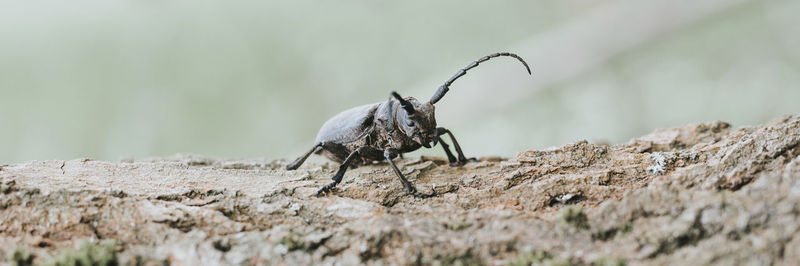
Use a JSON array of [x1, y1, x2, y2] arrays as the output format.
[[286, 52, 531, 198]]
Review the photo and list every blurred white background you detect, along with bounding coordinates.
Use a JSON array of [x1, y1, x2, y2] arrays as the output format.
[[1, 0, 798, 163]]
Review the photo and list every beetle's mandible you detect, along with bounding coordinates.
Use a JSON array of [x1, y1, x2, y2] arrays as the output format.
[[286, 52, 531, 198]]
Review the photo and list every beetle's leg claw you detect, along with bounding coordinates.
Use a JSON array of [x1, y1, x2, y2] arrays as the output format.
[[404, 186, 436, 198], [449, 156, 477, 167], [449, 161, 466, 167], [315, 182, 337, 197]]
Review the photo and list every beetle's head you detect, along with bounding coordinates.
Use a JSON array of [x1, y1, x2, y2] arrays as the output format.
[[392, 92, 437, 148]]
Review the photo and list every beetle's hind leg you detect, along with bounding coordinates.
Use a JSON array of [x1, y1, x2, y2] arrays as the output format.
[[384, 149, 436, 198], [286, 142, 324, 170], [436, 127, 474, 166], [316, 147, 364, 196]]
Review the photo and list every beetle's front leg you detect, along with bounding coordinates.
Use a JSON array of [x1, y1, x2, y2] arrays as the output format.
[[436, 127, 472, 166], [384, 149, 435, 198], [434, 134, 459, 166], [316, 147, 364, 196]]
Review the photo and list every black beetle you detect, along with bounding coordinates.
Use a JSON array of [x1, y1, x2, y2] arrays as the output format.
[[286, 52, 531, 198]]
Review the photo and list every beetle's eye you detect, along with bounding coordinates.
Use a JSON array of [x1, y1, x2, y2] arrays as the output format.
[[406, 120, 415, 127]]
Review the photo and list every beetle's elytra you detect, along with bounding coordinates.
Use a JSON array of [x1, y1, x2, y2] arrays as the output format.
[[286, 52, 531, 198]]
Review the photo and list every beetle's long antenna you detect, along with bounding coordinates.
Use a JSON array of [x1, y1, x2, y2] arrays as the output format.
[[429, 52, 531, 104], [391, 91, 416, 116]]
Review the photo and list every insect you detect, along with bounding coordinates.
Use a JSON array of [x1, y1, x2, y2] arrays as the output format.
[[286, 52, 531, 198]]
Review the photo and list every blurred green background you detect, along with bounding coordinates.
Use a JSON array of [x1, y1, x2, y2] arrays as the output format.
[[1, 0, 799, 163]]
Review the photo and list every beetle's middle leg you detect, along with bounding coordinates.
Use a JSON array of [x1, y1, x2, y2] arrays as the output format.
[[316, 147, 364, 196], [436, 127, 471, 166], [384, 149, 436, 198]]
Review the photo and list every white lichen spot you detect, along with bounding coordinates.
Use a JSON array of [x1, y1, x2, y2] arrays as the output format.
[[275, 244, 289, 255], [555, 193, 576, 203], [647, 152, 667, 175]]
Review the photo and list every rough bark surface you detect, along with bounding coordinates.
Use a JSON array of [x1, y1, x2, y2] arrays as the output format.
[[2, 115, 800, 265]]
